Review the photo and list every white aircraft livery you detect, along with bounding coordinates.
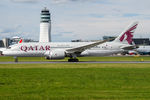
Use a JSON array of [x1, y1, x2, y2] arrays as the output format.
[[137, 46, 150, 55], [1, 21, 139, 62]]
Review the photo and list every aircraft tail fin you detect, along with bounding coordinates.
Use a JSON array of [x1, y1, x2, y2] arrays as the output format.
[[114, 21, 139, 45]]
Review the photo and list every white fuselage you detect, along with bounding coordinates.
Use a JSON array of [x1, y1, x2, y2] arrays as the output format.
[[137, 46, 150, 55], [2, 41, 128, 57]]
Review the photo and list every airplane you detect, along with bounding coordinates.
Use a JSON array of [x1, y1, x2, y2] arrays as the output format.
[[0, 21, 139, 62], [122, 45, 150, 56], [136, 46, 150, 55]]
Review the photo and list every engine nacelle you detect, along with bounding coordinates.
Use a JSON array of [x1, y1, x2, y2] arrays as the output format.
[[44, 49, 65, 60]]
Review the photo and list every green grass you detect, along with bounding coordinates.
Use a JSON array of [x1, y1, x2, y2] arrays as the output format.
[[0, 64, 150, 100], [0, 56, 150, 62]]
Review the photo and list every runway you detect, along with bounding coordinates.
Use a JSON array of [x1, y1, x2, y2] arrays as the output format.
[[0, 61, 150, 64]]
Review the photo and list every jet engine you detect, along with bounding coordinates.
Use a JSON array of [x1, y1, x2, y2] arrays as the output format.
[[44, 49, 65, 60]]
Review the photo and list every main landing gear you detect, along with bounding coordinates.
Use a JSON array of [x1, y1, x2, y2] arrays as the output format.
[[68, 58, 79, 62], [14, 56, 18, 62], [68, 55, 79, 62]]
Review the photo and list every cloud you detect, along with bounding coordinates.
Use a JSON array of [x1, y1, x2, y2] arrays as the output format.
[[0, 28, 15, 33], [88, 14, 105, 18], [51, 0, 68, 4], [0, 25, 24, 39], [11, 0, 39, 3], [123, 13, 140, 17], [51, 0, 102, 4], [0, 0, 150, 41]]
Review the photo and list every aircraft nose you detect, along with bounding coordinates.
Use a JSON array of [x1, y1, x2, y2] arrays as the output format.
[[0, 51, 3, 56], [2, 51, 9, 56]]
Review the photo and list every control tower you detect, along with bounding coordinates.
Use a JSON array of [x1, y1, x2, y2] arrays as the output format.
[[39, 7, 51, 42]]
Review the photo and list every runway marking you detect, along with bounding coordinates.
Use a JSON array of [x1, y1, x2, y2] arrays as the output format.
[[0, 61, 150, 64]]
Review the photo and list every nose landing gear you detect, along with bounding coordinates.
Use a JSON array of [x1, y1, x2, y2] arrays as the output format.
[[14, 57, 18, 62]]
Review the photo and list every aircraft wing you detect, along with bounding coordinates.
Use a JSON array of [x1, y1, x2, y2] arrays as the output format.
[[66, 39, 109, 54]]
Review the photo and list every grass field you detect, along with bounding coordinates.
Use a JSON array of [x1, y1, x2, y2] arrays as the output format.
[[0, 63, 150, 100], [0, 56, 150, 62]]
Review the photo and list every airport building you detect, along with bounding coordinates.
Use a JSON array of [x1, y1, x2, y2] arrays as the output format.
[[39, 7, 51, 42], [71, 36, 150, 46], [0, 40, 4, 47], [0, 37, 36, 48], [3, 38, 11, 48], [103, 36, 116, 41], [102, 36, 150, 45], [133, 38, 150, 45]]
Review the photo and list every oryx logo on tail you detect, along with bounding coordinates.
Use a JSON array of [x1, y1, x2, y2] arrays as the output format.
[[119, 24, 138, 44], [114, 21, 139, 45]]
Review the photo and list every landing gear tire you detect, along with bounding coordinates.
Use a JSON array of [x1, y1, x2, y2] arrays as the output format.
[[68, 58, 79, 62], [14, 57, 18, 62]]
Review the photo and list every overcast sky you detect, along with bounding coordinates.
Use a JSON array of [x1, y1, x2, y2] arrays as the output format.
[[0, 0, 150, 41]]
